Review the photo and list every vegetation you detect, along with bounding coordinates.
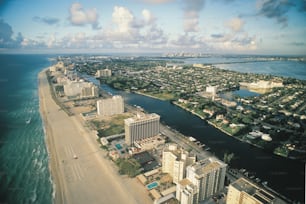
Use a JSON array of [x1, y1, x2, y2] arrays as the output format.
[[89, 114, 132, 137], [115, 158, 142, 177], [98, 124, 124, 136], [223, 152, 235, 164]]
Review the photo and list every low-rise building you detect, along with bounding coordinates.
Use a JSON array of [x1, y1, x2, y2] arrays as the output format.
[[134, 135, 165, 151]]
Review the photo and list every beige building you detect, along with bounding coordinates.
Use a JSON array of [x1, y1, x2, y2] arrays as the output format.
[[176, 178, 198, 204], [96, 69, 112, 77], [162, 144, 196, 184], [49, 61, 64, 72], [64, 81, 99, 99], [96, 95, 124, 116], [206, 86, 217, 95], [186, 157, 227, 203], [81, 86, 99, 99], [226, 178, 287, 204], [124, 113, 160, 146]]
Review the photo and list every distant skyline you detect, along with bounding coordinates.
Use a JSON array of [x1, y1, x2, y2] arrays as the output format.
[[0, 0, 306, 55]]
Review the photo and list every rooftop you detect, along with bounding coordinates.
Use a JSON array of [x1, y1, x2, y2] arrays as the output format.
[[231, 178, 278, 204], [189, 157, 227, 176], [125, 112, 160, 124], [179, 178, 193, 187]]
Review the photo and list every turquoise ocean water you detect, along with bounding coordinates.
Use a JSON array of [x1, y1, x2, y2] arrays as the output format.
[[0, 55, 53, 204]]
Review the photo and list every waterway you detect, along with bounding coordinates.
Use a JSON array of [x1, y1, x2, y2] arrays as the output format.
[[100, 84, 304, 203], [182, 57, 306, 81]]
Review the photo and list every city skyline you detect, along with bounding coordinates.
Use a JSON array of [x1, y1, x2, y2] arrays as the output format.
[[0, 0, 306, 55]]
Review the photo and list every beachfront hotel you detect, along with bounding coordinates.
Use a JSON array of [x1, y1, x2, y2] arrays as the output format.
[[63, 80, 99, 99], [162, 143, 196, 184], [226, 178, 287, 204], [185, 157, 227, 203], [124, 113, 160, 146], [96, 95, 124, 116]]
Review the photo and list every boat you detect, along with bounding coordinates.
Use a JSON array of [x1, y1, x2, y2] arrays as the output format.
[[204, 147, 210, 151], [262, 181, 268, 186], [26, 118, 31, 124], [239, 168, 246, 173]]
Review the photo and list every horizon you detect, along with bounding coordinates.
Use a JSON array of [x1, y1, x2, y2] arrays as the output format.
[[1, 0, 306, 55], [0, 51, 305, 57]]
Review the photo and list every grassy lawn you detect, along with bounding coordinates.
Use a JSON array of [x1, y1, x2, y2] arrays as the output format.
[[98, 124, 123, 136], [116, 158, 142, 177], [90, 113, 133, 137]]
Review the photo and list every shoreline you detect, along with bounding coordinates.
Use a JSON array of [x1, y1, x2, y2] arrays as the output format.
[[133, 91, 168, 101], [38, 69, 152, 204], [38, 68, 65, 204]]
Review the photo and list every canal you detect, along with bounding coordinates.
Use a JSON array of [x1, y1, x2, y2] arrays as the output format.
[[101, 84, 304, 203]]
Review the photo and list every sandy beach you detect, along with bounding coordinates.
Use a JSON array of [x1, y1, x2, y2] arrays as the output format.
[[38, 69, 152, 204]]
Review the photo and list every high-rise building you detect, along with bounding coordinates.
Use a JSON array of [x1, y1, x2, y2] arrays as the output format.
[[96, 69, 112, 77], [64, 81, 98, 99], [186, 157, 227, 203], [124, 113, 160, 145], [226, 178, 287, 204], [81, 86, 99, 99], [176, 178, 198, 204], [162, 143, 196, 184], [96, 95, 124, 116]]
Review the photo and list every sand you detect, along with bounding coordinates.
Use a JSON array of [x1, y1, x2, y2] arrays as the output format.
[[38, 69, 152, 204]]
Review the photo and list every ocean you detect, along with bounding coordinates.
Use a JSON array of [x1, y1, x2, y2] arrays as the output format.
[[0, 54, 305, 204], [0, 55, 53, 204]]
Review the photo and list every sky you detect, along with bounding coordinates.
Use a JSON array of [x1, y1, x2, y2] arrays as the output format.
[[0, 0, 305, 55]]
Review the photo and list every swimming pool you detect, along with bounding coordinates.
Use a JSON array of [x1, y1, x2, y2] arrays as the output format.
[[115, 144, 122, 150], [146, 181, 158, 190]]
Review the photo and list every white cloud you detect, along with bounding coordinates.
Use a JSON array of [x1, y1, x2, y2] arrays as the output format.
[[103, 6, 163, 47], [47, 34, 56, 48], [208, 32, 257, 51], [171, 34, 205, 49], [137, 0, 174, 4], [112, 6, 135, 33], [69, 3, 100, 29], [142, 9, 156, 24], [182, 0, 205, 33], [226, 17, 245, 32], [183, 11, 199, 32]]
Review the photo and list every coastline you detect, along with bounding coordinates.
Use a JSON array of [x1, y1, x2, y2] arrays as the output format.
[[38, 68, 65, 204], [38, 69, 152, 204]]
